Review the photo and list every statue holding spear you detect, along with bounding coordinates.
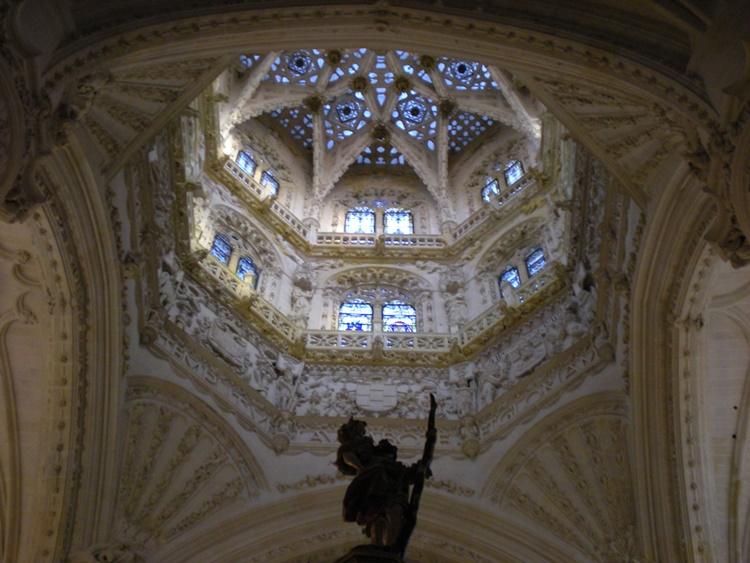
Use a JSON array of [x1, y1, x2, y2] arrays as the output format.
[[335, 394, 438, 562]]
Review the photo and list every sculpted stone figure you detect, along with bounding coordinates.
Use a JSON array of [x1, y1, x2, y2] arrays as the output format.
[[336, 395, 437, 560]]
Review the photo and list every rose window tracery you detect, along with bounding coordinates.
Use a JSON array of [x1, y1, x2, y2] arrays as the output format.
[[228, 48, 540, 199]]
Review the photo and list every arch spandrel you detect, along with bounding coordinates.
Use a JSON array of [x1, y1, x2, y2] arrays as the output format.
[[156, 486, 571, 563]]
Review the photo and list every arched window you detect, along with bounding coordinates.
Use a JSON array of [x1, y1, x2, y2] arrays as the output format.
[[338, 300, 373, 331], [383, 208, 414, 235], [503, 160, 524, 186], [236, 151, 257, 175], [210, 233, 232, 265], [236, 256, 259, 287], [525, 248, 546, 277], [260, 170, 279, 196], [481, 178, 500, 203], [344, 207, 376, 234], [499, 267, 521, 292], [382, 300, 417, 333]]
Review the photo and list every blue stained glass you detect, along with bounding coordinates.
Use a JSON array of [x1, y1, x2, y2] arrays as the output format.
[[336, 100, 360, 123], [482, 178, 500, 203], [345, 207, 375, 234], [438, 57, 497, 91], [210, 234, 232, 265], [239, 54, 262, 69], [504, 160, 524, 185], [236, 256, 259, 286], [338, 300, 373, 331], [261, 171, 279, 195], [450, 60, 476, 82], [447, 112, 495, 152], [400, 99, 427, 124], [525, 248, 546, 277], [236, 151, 256, 175], [382, 301, 416, 333], [287, 51, 312, 74], [383, 208, 413, 235], [500, 267, 521, 289]]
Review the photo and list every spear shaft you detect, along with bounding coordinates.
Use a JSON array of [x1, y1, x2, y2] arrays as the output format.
[[396, 393, 437, 559]]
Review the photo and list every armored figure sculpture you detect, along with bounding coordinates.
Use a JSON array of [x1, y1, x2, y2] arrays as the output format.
[[335, 394, 437, 561]]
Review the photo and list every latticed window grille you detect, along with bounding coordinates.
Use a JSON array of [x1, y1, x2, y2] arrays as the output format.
[[338, 300, 373, 331], [499, 267, 521, 291], [525, 248, 546, 277], [383, 209, 414, 235], [481, 178, 501, 203], [260, 171, 279, 196], [504, 160, 524, 185], [210, 234, 232, 265], [236, 151, 256, 175], [344, 207, 376, 234], [382, 301, 417, 332], [236, 256, 259, 287]]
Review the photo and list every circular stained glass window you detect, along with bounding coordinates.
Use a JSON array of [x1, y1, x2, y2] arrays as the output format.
[[450, 60, 475, 81], [287, 51, 312, 74], [336, 100, 360, 123], [400, 99, 426, 124]]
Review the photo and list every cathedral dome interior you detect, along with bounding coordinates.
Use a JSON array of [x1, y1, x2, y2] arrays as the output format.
[[1, 2, 750, 562]]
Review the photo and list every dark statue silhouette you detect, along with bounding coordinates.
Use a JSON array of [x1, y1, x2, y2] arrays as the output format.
[[335, 394, 437, 561]]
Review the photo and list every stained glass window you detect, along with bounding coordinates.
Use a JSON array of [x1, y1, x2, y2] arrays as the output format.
[[383, 209, 414, 235], [268, 107, 313, 150], [356, 144, 406, 166], [504, 160, 524, 186], [500, 267, 521, 290], [338, 300, 373, 331], [236, 256, 259, 286], [335, 99, 360, 123], [236, 151, 256, 175], [482, 178, 500, 203], [437, 57, 498, 91], [267, 49, 324, 86], [447, 112, 495, 152], [392, 91, 438, 151], [287, 50, 312, 75], [260, 171, 279, 196], [382, 301, 417, 333], [525, 248, 546, 277], [345, 207, 376, 234], [323, 93, 372, 150], [210, 234, 232, 265]]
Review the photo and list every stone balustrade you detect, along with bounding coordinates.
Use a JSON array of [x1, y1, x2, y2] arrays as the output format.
[[315, 232, 376, 246], [199, 249, 562, 361], [223, 157, 537, 255], [222, 158, 309, 240]]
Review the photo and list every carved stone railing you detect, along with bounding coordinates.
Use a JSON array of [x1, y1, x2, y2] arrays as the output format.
[[305, 330, 456, 352], [306, 330, 372, 349], [194, 253, 301, 343], [381, 332, 456, 351], [381, 233, 446, 247], [269, 199, 309, 239], [451, 206, 493, 241], [221, 158, 309, 240], [459, 264, 564, 348], [449, 175, 536, 245], [315, 232, 447, 248], [195, 246, 564, 362], [224, 158, 263, 197], [315, 232, 376, 246], [246, 293, 300, 342], [221, 157, 539, 256]]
